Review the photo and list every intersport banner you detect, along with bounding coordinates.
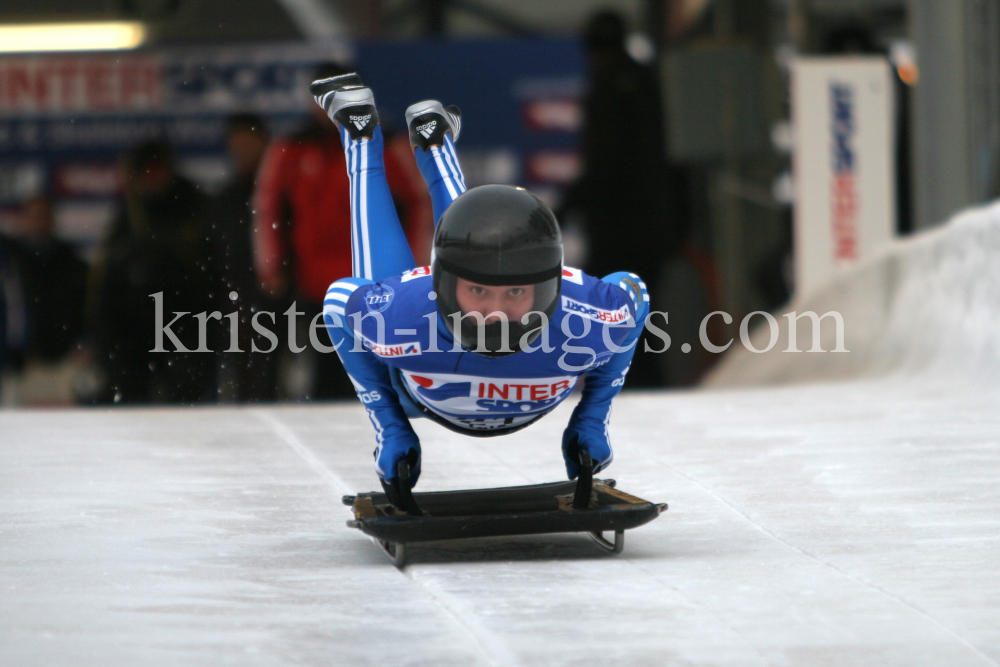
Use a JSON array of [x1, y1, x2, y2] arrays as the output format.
[[0, 39, 583, 249], [0, 43, 346, 240], [791, 57, 897, 299]]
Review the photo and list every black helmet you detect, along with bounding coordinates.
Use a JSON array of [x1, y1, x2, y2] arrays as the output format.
[[433, 184, 563, 355]]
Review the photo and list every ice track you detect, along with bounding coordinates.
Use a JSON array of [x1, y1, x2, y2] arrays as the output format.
[[2, 384, 999, 667], [3, 203, 1000, 666]]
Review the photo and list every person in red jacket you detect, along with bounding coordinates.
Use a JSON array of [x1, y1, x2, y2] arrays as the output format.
[[253, 62, 432, 399]]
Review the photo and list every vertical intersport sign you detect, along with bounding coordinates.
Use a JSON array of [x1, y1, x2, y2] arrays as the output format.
[[791, 57, 896, 298]]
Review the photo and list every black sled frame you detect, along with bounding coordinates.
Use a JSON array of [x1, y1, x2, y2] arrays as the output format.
[[343, 454, 667, 566]]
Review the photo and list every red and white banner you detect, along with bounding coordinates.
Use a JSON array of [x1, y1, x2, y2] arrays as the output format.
[[0, 57, 162, 115]]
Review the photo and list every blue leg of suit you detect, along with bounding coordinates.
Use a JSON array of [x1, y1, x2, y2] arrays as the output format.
[[412, 132, 466, 226], [338, 123, 416, 281]]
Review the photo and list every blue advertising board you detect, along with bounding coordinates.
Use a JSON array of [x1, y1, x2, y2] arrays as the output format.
[[0, 38, 583, 249]]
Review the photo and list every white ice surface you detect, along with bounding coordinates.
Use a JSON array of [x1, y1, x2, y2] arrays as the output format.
[[5, 203, 1000, 666], [2, 384, 999, 667]]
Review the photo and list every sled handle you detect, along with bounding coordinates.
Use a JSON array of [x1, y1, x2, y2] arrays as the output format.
[[573, 451, 594, 509], [396, 459, 423, 516]]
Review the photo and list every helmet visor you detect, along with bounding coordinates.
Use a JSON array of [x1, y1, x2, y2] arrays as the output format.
[[436, 270, 560, 356]]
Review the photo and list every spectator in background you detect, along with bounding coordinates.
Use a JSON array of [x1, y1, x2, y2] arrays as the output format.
[[253, 61, 431, 400], [10, 196, 88, 362], [208, 113, 279, 402], [560, 10, 688, 387], [0, 195, 88, 404], [0, 231, 21, 391], [88, 138, 215, 404]]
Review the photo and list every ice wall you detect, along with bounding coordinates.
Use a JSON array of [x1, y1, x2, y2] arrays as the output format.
[[704, 200, 1000, 387]]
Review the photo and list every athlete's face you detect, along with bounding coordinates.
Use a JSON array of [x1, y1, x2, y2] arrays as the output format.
[[455, 278, 535, 324]]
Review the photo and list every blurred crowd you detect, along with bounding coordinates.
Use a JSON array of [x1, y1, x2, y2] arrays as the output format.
[[1, 15, 692, 407], [0, 62, 432, 407]]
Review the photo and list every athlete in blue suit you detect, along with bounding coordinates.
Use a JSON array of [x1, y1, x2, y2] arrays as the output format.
[[310, 74, 650, 504]]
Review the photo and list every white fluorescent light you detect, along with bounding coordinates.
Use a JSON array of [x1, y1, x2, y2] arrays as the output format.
[[0, 22, 147, 54]]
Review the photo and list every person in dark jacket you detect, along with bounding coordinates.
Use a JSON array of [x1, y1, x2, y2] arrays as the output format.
[[0, 233, 16, 378], [89, 138, 215, 404], [208, 113, 278, 401], [560, 11, 688, 387], [1, 195, 88, 371]]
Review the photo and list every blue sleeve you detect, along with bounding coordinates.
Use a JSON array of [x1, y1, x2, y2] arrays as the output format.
[[324, 278, 420, 479], [573, 272, 650, 417]]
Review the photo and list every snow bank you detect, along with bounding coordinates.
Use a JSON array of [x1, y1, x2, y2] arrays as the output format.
[[704, 200, 1000, 386]]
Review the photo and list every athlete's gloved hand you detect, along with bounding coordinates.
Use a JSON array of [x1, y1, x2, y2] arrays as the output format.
[[561, 417, 613, 480], [374, 436, 422, 514], [375, 435, 421, 483]]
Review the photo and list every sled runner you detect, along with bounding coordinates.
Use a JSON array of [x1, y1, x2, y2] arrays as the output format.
[[343, 454, 667, 566]]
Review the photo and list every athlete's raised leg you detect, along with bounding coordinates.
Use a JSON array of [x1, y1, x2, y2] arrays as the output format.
[[405, 101, 466, 225], [311, 75, 415, 282]]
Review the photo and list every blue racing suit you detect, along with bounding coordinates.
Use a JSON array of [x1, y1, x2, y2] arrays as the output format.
[[322, 122, 650, 483]]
